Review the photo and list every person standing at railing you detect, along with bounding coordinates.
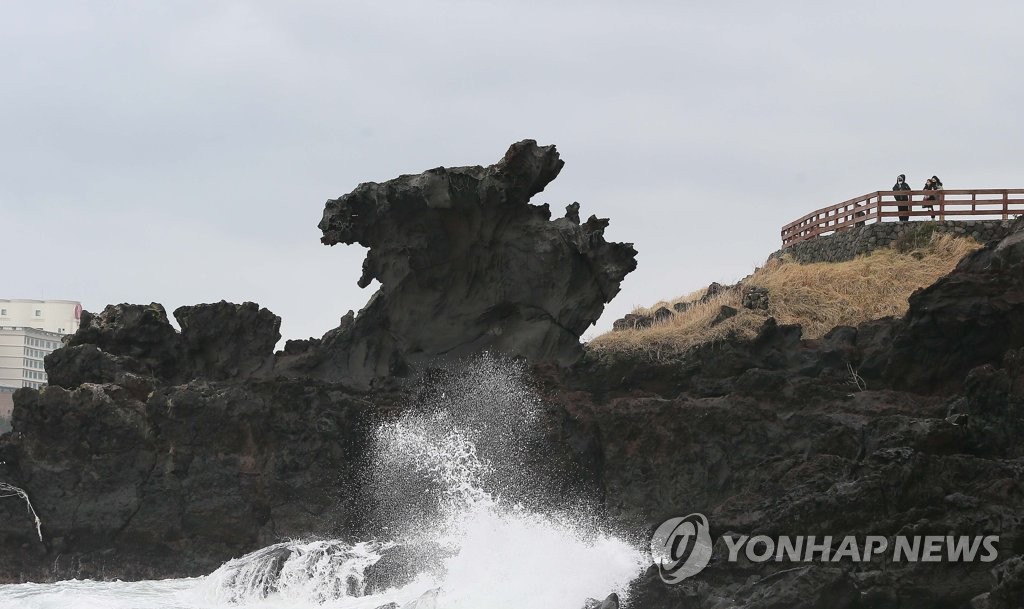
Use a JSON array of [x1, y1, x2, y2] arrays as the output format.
[[893, 174, 912, 221], [923, 176, 944, 220], [930, 176, 943, 220]]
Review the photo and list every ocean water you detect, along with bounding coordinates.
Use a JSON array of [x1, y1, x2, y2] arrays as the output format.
[[0, 356, 647, 609]]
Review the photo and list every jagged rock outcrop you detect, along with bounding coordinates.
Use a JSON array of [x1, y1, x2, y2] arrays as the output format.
[[291, 139, 637, 388], [46, 301, 280, 387]]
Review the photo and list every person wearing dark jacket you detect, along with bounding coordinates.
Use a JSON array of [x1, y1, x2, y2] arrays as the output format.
[[893, 174, 912, 221], [923, 177, 936, 219], [926, 176, 943, 220]]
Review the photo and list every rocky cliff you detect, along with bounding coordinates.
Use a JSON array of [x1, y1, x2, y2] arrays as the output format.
[[2, 146, 1024, 608]]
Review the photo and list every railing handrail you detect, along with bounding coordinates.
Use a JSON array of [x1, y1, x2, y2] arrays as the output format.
[[781, 188, 1024, 247]]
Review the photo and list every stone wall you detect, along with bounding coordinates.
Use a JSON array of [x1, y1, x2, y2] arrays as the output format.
[[771, 219, 1016, 264]]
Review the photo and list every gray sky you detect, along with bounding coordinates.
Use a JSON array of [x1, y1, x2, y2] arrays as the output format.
[[2, 1, 1022, 343]]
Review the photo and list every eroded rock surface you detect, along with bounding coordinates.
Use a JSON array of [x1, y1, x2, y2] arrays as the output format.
[[297, 139, 637, 387]]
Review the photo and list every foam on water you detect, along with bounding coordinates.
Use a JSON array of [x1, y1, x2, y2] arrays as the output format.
[[0, 355, 647, 609]]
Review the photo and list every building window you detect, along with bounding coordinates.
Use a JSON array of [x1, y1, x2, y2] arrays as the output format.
[[35, 310, 41, 317], [0, 309, 5, 316]]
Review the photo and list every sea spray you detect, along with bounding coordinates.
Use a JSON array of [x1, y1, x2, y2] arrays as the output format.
[[363, 353, 646, 608]]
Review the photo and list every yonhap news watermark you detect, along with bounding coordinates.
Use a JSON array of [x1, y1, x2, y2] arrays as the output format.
[[650, 513, 999, 584]]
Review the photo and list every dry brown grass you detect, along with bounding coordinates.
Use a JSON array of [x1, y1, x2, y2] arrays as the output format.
[[588, 233, 980, 359]]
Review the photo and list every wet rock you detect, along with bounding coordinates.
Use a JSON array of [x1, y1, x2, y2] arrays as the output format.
[[362, 542, 449, 596]]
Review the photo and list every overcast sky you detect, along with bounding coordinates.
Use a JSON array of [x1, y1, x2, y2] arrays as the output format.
[[2, 1, 1022, 343]]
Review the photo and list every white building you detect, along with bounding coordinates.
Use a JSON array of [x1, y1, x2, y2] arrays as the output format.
[[0, 299, 82, 391], [0, 299, 82, 335]]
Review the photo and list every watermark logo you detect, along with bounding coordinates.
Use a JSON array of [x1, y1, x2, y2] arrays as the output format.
[[650, 514, 999, 585], [649, 513, 713, 583]]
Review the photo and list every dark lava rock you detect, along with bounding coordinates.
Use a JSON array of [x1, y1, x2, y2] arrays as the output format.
[[173, 301, 280, 381], [709, 304, 739, 326], [45, 301, 280, 387], [613, 313, 653, 332], [59, 303, 183, 383], [742, 285, 770, 310], [652, 306, 673, 324], [362, 542, 449, 595], [886, 221, 1024, 393], [307, 139, 637, 388], [971, 556, 1024, 609], [699, 281, 731, 303]]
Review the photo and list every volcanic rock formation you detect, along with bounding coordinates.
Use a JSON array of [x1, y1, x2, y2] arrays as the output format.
[[284, 139, 637, 388]]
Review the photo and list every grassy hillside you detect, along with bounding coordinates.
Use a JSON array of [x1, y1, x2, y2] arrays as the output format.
[[589, 233, 980, 358]]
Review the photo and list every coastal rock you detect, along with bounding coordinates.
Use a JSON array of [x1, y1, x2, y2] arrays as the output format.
[[306, 140, 637, 387], [45, 301, 280, 387], [173, 302, 280, 381], [886, 220, 1024, 393], [972, 556, 1024, 609], [60, 303, 183, 383]]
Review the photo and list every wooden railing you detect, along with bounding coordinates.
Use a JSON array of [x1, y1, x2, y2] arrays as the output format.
[[781, 189, 1024, 247]]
